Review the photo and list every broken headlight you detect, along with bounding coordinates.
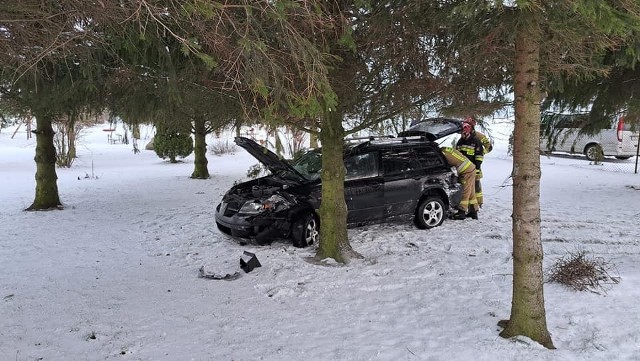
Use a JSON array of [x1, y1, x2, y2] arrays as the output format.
[[238, 194, 292, 215]]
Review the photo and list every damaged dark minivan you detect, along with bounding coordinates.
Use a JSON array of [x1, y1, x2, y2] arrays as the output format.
[[215, 120, 463, 248]]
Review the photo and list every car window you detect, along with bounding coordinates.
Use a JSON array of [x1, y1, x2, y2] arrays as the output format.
[[622, 120, 639, 131], [381, 148, 419, 175], [381, 146, 445, 176], [291, 150, 322, 181], [345, 152, 379, 180], [414, 147, 446, 169]]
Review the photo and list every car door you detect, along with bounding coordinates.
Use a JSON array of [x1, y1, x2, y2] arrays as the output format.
[[380, 147, 425, 218], [343, 151, 385, 224]]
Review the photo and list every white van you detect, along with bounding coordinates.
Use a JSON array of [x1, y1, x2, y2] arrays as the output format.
[[540, 112, 639, 161]]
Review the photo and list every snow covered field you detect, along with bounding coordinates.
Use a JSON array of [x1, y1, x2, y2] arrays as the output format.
[[1, 120, 639, 361]]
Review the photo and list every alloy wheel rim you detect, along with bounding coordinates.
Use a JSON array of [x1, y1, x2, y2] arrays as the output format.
[[423, 201, 443, 226], [306, 219, 319, 244]]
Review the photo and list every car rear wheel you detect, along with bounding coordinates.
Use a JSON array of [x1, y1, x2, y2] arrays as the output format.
[[291, 213, 319, 248], [584, 144, 603, 161], [414, 196, 445, 229]]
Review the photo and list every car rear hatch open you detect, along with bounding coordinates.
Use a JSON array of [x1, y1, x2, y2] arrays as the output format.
[[397, 117, 463, 141]]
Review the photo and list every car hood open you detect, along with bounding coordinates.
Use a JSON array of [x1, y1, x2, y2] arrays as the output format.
[[397, 117, 463, 140], [235, 137, 306, 180]]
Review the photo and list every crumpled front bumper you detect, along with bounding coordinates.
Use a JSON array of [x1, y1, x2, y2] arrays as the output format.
[[215, 202, 290, 243]]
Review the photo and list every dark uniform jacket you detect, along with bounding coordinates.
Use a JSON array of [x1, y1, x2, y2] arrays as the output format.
[[456, 134, 484, 171]]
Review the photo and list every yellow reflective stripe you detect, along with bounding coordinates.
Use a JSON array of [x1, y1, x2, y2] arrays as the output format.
[[451, 151, 467, 162], [445, 147, 468, 161], [457, 160, 472, 173], [458, 145, 475, 156]]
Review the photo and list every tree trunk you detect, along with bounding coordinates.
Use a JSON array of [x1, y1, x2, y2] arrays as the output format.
[[191, 118, 210, 179], [309, 131, 319, 149], [26, 114, 32, 139], [68, 121, 77, 161], [27, 115, 62, 211], [57, 124, 68, 167], [499, 17, 554, 349], [315, 109, 360, 263], [235, 120, 242, 138], [132, 124, 141, 139]]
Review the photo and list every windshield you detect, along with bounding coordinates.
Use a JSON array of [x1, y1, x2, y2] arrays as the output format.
[[291, 150, 322, 181]]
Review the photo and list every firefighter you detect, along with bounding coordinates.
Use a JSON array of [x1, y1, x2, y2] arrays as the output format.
[[463, 116, 491, 208], [441, 146, 478, 220], [457, 122, 485, 209], [464, 116, 493, 154]]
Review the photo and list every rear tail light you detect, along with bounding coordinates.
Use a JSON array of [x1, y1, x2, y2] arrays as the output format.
[[617, 117, 625, 142]]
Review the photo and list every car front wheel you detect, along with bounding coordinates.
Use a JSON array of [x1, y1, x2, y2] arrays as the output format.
[[291, 213, 319, 248], [414, 196, 445, 229]]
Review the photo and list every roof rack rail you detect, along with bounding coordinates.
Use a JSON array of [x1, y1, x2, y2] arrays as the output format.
[[398, 135, 429, 142], [344, 135, 395, 143]]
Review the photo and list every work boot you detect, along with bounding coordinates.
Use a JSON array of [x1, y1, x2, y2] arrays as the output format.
[[451, 209, 466, 220], [467, 209, 478, 220]]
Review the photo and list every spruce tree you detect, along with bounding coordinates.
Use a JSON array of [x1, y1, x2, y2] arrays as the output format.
[[153, 128, 193, 163], [430, 0, 640, 348], [1, 1, 335, 208]]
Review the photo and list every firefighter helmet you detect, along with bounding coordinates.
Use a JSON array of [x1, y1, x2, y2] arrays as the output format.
[[463, 116, 477, 127]]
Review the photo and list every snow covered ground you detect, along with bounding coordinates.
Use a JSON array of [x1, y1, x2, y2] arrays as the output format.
[[1, 120, 640, 361]]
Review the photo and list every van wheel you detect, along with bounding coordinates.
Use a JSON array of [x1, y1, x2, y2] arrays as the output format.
[[584, 144, 603, 161], [291, 213, 319, 248], [414, 196, 445, 229]]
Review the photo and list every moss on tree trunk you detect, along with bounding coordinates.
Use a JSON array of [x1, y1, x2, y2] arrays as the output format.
[[500, 18, 554, 349], [191, 118, 210, 179], [27, 115, 62, 211], [314, 109, 360, 263]]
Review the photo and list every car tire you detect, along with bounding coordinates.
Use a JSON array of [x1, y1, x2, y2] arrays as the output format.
[[584, 144, 603, 161], [291, 213, 319, 248], [414, 196, 445, 229]]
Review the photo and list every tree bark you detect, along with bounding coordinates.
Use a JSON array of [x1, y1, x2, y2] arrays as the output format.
[[315, 108, 360, 263], [499, 16, 554, 349], [309, 131, 319, 149], [27, 115, 62, 211], [191, 118, 210, 179], [68, 120, 77, 161]]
